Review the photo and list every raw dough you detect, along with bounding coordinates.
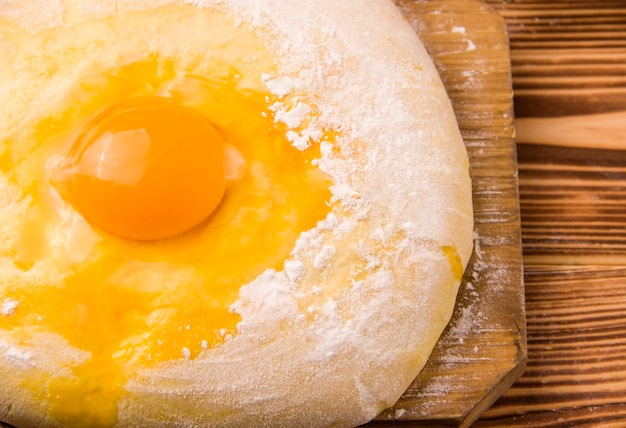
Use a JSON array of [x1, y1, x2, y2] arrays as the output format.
[[0, 0, 473, 427]]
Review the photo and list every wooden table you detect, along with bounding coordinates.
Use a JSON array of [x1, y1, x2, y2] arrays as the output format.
[[474, 1, 626, 426]]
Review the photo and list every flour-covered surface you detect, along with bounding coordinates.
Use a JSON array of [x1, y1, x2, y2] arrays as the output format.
[[371, 1, 526, 426]]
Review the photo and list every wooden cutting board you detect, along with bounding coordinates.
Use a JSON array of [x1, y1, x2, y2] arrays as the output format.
[[367, 1, 526, 426]]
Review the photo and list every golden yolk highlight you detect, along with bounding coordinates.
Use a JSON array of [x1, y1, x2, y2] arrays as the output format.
[[443, 245, 464, 281], [51, 97, 227, 241]]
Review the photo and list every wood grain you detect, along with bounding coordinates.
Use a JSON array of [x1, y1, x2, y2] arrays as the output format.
[[516, 111, 626, 149], [368, 1, 526, 426], [517, 143, 626, 264], [486, 0, 626, 118], [485, 0, 626, 265], [476, 266, 626, 427], [477, 1, 626, 427]]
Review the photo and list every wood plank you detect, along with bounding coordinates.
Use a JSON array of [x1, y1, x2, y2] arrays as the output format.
[[516, 143, 626, 263], [475, 266, 626, 427], [486, 0, 626, 118], [512, 89, 626, 117], [516, 111, 626, 149]]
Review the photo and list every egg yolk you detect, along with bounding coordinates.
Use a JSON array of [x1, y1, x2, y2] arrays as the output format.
[[51, 96, 227, 241]]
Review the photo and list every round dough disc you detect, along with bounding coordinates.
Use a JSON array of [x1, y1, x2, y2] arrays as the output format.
[[0, 0, 474, 426]]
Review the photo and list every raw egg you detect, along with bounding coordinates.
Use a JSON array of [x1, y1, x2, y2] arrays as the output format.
[[50, 96, 227, 241]]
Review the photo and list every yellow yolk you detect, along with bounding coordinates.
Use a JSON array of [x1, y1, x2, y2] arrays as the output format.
[[443, 246, 464, 281], [51, 97, 227, 241]]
